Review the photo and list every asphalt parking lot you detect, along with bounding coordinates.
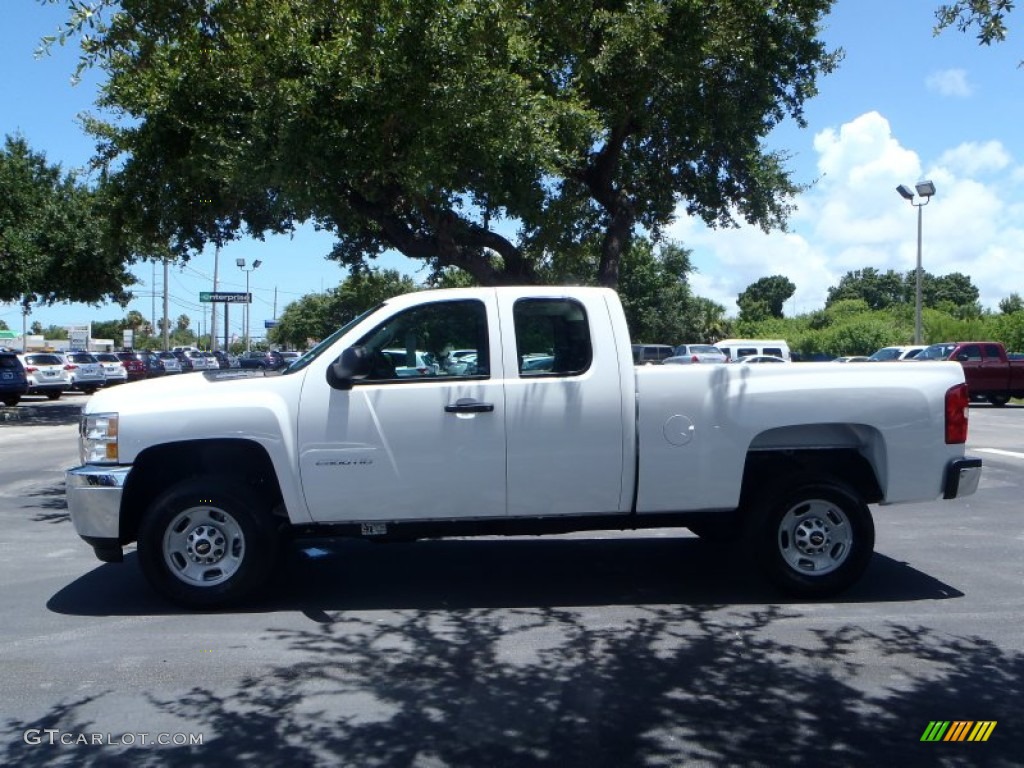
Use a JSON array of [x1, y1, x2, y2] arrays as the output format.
[[0, 396, 1021, 766]]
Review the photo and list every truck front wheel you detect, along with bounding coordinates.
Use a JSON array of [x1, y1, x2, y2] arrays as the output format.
[[988, 394, 1010, 407], [750, 478, 874, 598], [138, 476, 279, 608]]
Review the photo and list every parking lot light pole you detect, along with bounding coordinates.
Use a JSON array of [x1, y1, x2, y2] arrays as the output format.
[[236, 258, 262, 352], [896, 181, 936, 345]]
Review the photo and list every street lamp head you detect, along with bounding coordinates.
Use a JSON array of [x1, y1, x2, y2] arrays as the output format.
[[896, 184, 915, 201], [253, 260, 262, 269], [236, 258, 246, 268], [915, 180, 936, 198]]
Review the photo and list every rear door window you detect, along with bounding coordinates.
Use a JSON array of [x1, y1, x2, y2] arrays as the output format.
[[514, 298, 592, 376]]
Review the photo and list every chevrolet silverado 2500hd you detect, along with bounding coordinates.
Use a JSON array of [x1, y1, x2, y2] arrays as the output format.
[[66, 287, 982, 607]]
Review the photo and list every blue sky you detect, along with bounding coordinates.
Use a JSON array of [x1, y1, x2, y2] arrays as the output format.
[[3, 0, 1024, 337]]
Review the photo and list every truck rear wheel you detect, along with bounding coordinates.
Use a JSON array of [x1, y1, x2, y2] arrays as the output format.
[[988, 394, 1010, 407], [749, 478, 874, 598], [138, 476, 279, 608]]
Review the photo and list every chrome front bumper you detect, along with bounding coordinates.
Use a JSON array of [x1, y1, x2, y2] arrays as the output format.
[[943, 457, 983, 499], [65, 465, 132, 562]]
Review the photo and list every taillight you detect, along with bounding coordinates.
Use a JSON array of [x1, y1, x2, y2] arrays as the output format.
[[945, 383, 970, 444], [64, 364, 78, 370], [691, 355, 699, 363], [26, 366, 38, 373]]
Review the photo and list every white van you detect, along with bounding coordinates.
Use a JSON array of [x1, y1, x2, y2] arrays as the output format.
[[715, 339, 791, 362]]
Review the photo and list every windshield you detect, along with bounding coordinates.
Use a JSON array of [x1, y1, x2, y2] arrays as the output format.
[[280, 305, 382, 375], [917, 343, 957, 360], [868, 347, 901, 361]]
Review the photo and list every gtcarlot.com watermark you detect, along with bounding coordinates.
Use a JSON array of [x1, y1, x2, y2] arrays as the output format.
[[24, 729, 203, 747]]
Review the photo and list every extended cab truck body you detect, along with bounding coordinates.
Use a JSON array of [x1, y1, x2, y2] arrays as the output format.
[[917, 341, 1024, 407], [66, 287, 982, 607]]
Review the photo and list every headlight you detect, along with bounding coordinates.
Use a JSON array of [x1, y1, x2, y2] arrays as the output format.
[[80, 413, 119, 464]]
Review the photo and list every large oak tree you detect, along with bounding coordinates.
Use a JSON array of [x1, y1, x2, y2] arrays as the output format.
[[48, 0, 838, 287]]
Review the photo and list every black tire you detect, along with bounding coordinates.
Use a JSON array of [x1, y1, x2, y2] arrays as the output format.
[[988, 394, 1010, 407], [748, 477, 874, 598], [2, 396, 19, 407], [45, 391, 62, 401], [137, 476, 279, 608]]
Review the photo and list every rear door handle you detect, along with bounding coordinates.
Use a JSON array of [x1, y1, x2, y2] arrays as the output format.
[[444, 398, 494, 414]]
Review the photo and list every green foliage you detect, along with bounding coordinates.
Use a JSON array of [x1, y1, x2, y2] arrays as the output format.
[[826, 268, 981, 318], [270, 269, 418, 349], [998, 293, 1024, 314], [990, 312, 1024, 352], [40, 325, 69, 340], [826, 268, 907, 310], [0, 135, 136, 308], [617, 241, 698, 344], [48, 0, 838, 288], [737, 275, 796, 321], [935, 1, 1015, 45]]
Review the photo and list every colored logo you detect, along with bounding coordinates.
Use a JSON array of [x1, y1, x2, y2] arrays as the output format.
[[920, 721, 997, 742]]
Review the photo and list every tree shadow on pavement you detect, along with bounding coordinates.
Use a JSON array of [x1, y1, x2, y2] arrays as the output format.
[[0, 401, 83, 427], [25, 538, 1013, 766], [25, 482, 69, 522], [6, 601, 1020, 767]]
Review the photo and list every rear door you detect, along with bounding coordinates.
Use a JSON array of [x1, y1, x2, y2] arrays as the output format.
[[498, 294, 628, 517]]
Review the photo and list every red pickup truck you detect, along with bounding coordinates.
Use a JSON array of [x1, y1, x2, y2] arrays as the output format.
[[917, 341, 1024, 406]]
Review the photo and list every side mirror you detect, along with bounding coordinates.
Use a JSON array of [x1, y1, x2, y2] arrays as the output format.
[[326, 346, 370, 390], [956, 353, 969, 363]]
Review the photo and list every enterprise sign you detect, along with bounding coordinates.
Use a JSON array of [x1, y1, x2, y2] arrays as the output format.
[[199, 292, 251, 303]]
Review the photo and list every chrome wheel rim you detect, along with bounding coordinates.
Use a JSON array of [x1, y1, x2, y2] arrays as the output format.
[[776, 498, 853, 575], [162, 506, 245, 586]]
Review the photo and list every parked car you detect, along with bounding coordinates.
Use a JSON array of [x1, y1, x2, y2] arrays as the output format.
[[172, 351, 194, 372], [381, 349, 440, 377], [211, 350, 240, 369], [139, 352, 167, 378], [176, 349, 215, 371], [94, 352, 128, 385], [520, 354, 554, 373], [867, 345, 926, 362], [18, 352, 71, 399], [832, 356, 871, 363], [631, 344, 676, 365], [116, 351, 165, 380], [715, 339, 792, 362], [156, 351, 183, 374], [664, 344, 728, 364], [0, 349, 29, 406], [732, 355, 789, 364], [62, 351, 106, 394], [238, 349, 288, 370]]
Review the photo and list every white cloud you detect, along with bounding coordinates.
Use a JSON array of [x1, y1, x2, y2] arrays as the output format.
[[938, 141, 1012, 177], [926, 68, 973, 97], [668, 111, 1024, 316]]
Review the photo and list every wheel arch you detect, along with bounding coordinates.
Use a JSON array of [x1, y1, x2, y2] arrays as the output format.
[[119, 439, 284, 545], [740, 445, 884, 511]]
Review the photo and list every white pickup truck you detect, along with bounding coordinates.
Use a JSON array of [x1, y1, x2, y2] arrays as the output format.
[[66, 287, 982, 607]]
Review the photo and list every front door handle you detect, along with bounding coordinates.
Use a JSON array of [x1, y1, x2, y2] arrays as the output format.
[[444, 398, 494, 414]]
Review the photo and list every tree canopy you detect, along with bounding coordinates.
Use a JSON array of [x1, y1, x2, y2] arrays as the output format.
[[0, 135, 136, 309], [737, 275, 796, 321], [46, 0, 838, 288], [825, 268, 980, 314]]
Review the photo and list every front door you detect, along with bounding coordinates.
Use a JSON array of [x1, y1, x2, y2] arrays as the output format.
[[297, 297, 507, 522]]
